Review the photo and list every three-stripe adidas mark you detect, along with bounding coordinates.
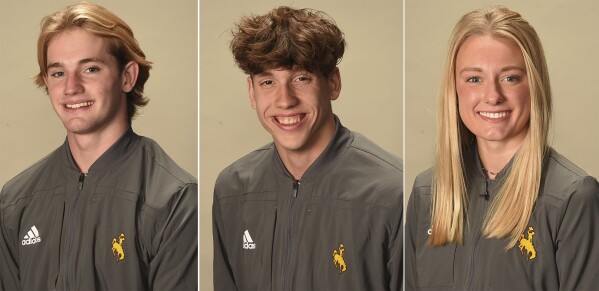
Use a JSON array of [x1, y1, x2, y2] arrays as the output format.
[[22, 225, 42, 246], [243, 230, 256, 250]]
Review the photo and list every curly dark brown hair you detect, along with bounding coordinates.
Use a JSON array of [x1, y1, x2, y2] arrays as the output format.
[[230, 6, 345, 76]]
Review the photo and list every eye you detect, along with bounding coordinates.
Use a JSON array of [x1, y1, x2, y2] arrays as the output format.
[[503, 75, 520, 82], [50, 71, 65, 78], [294, 75, 311, 84], [84, 67, 100, 73], [465, 76, 481, 83], [259, 80, 274, 86]]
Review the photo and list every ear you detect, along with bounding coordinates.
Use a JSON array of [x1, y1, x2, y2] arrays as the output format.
[[43, 75, 50, 95], [121, 61, 139, 93], [328, 67, 341, 101], [248, 76, 257, 109]]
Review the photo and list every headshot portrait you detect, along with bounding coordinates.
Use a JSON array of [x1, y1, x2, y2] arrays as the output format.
[[0, 1, 198, 289], [200, 0, 402, 290], [0, 1, 197, 185], [405, 1, 599, 290]]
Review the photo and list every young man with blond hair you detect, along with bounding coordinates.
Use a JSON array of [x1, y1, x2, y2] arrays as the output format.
[[0, 3, 197, 290]]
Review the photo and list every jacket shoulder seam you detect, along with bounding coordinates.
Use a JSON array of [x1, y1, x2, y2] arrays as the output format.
[[547, 154, 587, 178], [139, 142, 194, 185], [347, 145, 402, 172]]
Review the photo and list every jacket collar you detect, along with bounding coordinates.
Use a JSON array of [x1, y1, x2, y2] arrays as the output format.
[[61, 126, 140, 174], [467, 142, 514, 197], [274, 115, 352, 181]]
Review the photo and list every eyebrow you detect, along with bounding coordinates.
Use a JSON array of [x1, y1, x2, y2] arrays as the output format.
[[46, 58, 107, 70], [252, 71, 274, 78], [501, 66, 526, 73], [458, 65, 526, 74]]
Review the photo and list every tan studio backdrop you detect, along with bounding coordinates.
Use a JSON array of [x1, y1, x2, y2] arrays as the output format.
[[200, 0, 403, 289], [0, 0, 198, 189], [406, 1, 599, 205]]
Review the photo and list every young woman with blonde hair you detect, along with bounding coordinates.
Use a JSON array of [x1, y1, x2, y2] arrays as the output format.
[[406, 6, 599, 290]]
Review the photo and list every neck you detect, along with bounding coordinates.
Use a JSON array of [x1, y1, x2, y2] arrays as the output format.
[[277, 117, 336, 180], [476, 136, 525, 180], [278, 150, 321, 181], [67, 122, 128, 173]]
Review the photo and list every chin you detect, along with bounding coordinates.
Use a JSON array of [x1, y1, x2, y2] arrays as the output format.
[[476, 133, 502, 141], [276, 142, 304, 152], [66, 127, 93, 135], [477, 132, 515, 142], [63, 122, 96, 135], [273, 137, 307, 152]]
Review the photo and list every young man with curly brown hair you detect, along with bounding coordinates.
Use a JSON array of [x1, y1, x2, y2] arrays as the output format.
[[212, 6, 403, 290]]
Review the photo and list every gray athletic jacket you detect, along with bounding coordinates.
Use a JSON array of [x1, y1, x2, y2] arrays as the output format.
[[0, 128, 198, 290], [406, 146, 599, 291], [213, 118, 403, 290]]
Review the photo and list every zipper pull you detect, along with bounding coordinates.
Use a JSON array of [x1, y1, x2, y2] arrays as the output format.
[[77, 173, 86, 191], [292, 181, 300, 198], [480, 179, 489, 199]]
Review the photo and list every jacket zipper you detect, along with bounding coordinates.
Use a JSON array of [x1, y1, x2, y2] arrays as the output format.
[[467, 179, 490, 290], [282, 180, 299, 290], [65, 173, 86, 290]]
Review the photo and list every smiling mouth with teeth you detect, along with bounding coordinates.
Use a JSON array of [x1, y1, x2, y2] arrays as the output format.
[[65, 101, 94, 109], [275, 114, 304, 125], [478, 111, 510, 119]]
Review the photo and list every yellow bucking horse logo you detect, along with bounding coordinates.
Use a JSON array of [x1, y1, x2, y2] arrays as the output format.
[[332, 243, 347, 274], [518, 226, 536, 260], [111, 233, 126, 262]]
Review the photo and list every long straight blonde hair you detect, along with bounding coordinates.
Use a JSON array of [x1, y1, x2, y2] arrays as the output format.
[[429, 6, 552, 248]]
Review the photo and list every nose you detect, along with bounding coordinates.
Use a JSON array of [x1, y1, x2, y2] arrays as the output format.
[[483, 79, 505, 105], [64, 73, 84, 96], [274, 82, 298, 108]]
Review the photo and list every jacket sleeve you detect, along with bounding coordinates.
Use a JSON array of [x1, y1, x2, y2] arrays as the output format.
[[556, 176, 599, 290], [212, 184, 238, 291], [149, 183, 198, 290], [405, 188, 419, 291], [0, 193, 20, 290]]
